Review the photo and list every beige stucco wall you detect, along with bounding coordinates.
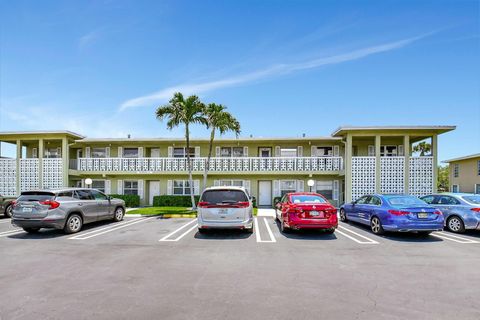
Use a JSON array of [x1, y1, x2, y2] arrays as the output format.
[[449, 157, 480, 193]]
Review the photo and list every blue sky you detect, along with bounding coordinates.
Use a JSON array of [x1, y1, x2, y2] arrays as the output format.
[[0, 0, 479, 162]]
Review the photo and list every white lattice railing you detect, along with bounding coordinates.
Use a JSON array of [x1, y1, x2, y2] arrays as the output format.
[[409, 156, 434, 197], [380, 156, 405, 194], [42, 159, 63, 189], [20, 159, 39, 192], [351, 156, 376, 200], [72, 157, 344, 173], [0, 159, 17, 196]]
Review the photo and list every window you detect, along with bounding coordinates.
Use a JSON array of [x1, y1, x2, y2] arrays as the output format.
[[452, 184, 459, 193], [45, 148, 61, 158], [201, 189, 248, 204], [453, 164, 459, 178], [290, 194, 327, 204], [420, 195, 436, 204], [218, 180, 244, 187], [90, 190, 108, 200], [477, 160, 480, 176], [368, 196, 381, 206], [475, 184, 480, 195], [385, 195, 426, 207], [316, 180, 333, 199], [280, 148, 297, 157], [173, 180, 192, 195], [355, 196, 370, 204], [74, 190, 94, 200], [220, 147, 243, 157], [380, 145, 397, 157], [259, 148, 272, 157], [92, 148, 107, 158], [316, 147, 333, 157], [56, 191, 73, 198], [437, 196, 460, 205], [173, 147, 195, 158], [124, 181, 138, 195], [280, 180, 296, 196], [91, 180, 106, 193], [123, 148, 139, 158], [463, 195, 480, 204]]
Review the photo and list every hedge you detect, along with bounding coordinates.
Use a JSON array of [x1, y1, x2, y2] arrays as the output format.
[[153, 195, 200, 207], [109, 194, 140, 208]]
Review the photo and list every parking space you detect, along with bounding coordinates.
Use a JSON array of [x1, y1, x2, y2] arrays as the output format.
[[1, 216, 479, 319]]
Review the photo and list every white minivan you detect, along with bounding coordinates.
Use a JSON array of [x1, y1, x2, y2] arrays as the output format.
[[197, 186, 254, 233]]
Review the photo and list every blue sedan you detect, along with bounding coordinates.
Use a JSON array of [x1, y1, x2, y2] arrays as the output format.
[[420, 193, 480, 233], [340, 194, 444, 235]]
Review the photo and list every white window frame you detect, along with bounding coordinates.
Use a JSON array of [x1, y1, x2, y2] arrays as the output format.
[[92, 147, 107, 158], [91, 180, 106, 193], [451, 184, 459, 193], [475, 184, 480, 194], [280, 148, 297, 158], [316, 180, 333, 200], [316, 146, 333, 157], [453, 164, 459, 178], [123, 148, 139, 158], [45, 148, 61, 159], [280, 180, 297, 196], [477, 160, 480, 176], [220, 147, 244, 157], [218, 180, 244, 187], [173, 180, 192, 195], [380, 145, 398, 157], [124, 180, 139, 195], [173, 147, 195, 158]]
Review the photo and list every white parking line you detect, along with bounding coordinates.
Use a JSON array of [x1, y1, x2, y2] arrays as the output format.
[[159, 219, 197, 242], [0, 229, 24, 237], [336, 225, 379, 244], [0, 220, 12, 224], [69, 217, 154, 240], [254, 217, 276, 243], [431, 232, 479, 244]]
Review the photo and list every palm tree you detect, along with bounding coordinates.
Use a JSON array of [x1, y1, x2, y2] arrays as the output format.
[[203, 103, 241, 188], [156, 92, 206, 209], [412, 141, 432, 156]]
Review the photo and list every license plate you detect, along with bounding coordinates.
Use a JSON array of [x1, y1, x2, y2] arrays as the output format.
[[217, 209, 228, 215], [22, 207, 33, 213], [309, 211, 324, 218], [417, 213, 428, 219]]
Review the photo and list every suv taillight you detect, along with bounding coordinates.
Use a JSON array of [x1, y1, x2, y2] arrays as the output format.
[[11, 200, 17, 208], [40, 200, 60, 210], [237, 201, 249, 208], [197, 201, 209, 208], [388, 210, 410, 216]]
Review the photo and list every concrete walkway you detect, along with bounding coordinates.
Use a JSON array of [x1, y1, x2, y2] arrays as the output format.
[[257, 208, 275, 217]]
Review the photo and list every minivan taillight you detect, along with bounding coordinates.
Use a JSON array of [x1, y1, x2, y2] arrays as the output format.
[[388, 210, 410, 216], [39, 200, 60, 210], [237, 201, 250, 208]]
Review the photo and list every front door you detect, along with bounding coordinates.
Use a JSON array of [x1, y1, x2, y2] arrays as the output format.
[[258, 181, 272, 206], [259, 147, 272, 157], [151, 148, 160, 158], [149, 181, 160, 206]]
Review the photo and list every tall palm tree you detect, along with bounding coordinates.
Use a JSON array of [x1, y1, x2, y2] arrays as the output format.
[[412, 141, 432, 156], [156, 92, 206, 208], [203, 103, 241, 188]]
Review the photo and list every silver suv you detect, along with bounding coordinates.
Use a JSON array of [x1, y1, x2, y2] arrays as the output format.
[[11, 188, 126, 234], [197, 186, 254, 233]]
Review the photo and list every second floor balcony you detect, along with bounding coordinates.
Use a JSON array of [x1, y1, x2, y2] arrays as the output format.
[[69, 156, 344, 174]]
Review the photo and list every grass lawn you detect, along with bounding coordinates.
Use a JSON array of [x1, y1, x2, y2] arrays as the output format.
[[127, 207, 195, 216], [127, 207, 259, 216]]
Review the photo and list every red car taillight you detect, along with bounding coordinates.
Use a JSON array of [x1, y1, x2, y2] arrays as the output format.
[[471, 208, 480, 213], [11, 200, 17, 208], [237, 201, 250, 208], [39, 200, 60, 210], [197, 201, 209, 208], [433, 210, 442, 215], [388, 210, 410, 216]]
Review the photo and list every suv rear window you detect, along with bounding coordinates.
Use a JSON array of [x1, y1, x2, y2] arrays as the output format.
[[201, 190, 248, 204], [18, 192, 55, 202]]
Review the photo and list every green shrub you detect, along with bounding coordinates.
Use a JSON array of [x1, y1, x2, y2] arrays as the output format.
[[109, 194, 140, 208], [251, 196, 257, 208], [153, 195, 200, 207]]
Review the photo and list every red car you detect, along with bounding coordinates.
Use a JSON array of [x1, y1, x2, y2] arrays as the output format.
[[275, 192, 338, 233]]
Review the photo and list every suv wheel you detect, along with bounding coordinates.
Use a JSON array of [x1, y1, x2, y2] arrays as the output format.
[[113, 207, 125, 222], [64, 214, 83, 234], [4, 204, 13, 218]]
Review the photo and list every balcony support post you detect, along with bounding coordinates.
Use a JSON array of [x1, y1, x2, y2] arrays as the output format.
[[62, 138, 68, 187], [15, 140, 21, 196], [345, 134, 353, 203], [404, 135, 410, 194], [38, 138, 44, 188], [375, 135, 381, 194], [432, 134, 438, 193]]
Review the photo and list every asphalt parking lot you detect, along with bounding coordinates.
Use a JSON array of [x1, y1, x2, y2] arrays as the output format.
[[1, 213, 479, 320]]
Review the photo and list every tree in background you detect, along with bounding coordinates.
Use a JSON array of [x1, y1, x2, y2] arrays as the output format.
[[203, 103, 241, 188], [412, 141, 432, 156], [437, 165, 449, 192], [156, 93, 207, 208]]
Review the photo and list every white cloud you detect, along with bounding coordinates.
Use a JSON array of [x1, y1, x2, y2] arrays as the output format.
[[119, 33, 430, 111], [78, 30, 101, 49]]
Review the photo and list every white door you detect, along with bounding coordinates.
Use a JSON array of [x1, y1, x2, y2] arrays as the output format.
[[151, 148, 160, 158], [149, 181, 160, 206], [258, 181, 272, 206]]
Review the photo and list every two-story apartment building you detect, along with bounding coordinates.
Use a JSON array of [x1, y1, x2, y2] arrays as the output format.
[[0, 126, 455, 207], [443, 153, 480, 194]]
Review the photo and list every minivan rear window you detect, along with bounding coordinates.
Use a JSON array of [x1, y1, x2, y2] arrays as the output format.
[[18, 192, 55, 202], [201, 190, 248, 204]]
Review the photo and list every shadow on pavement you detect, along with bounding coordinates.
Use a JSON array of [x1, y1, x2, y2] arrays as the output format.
[[274, 220, 338, 241], [194, 229, 252, 240]]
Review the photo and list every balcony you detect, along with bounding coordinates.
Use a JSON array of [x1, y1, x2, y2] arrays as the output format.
[[69, 157, 344, 174]]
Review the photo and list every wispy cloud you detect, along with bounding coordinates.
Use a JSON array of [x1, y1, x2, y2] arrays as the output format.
[[119, 33, 431, 111], [78, 29, 102, 49]]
